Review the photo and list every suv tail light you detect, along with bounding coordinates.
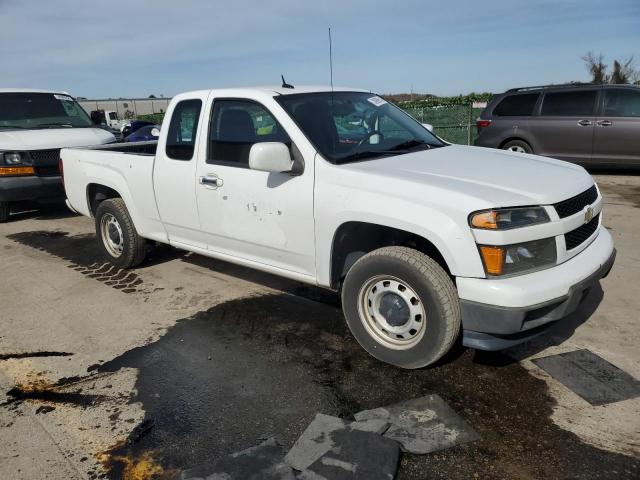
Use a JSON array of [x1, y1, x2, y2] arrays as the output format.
[[476, 119, 492, 131]]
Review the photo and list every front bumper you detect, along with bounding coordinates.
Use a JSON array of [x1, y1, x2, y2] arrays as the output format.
[[457, 228, 615, 350], [0, 175, 64, 202]]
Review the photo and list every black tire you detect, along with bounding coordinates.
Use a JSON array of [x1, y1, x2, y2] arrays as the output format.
[[0, 202, 9, 223], [95, 198, 146, 268], [341, 246, 460, 369], [502, 139, 533, 154]]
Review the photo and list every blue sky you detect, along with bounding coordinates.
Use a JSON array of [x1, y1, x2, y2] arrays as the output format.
[[1, 0, 638, 98]]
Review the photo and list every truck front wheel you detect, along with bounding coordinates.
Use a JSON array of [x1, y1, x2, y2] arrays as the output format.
[[341, 246, 461, 369], [95, 198, 146, 268], [0, 202, 9, 223]]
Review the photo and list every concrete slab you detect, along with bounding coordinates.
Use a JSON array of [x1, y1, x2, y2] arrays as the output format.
[[283, 413, 346, 471], [299, 428, 400, 480], [182, 438, 295, 480], [348, 418, 389, 435], [533, 349, 640, 406], [354, 395, 478, 454]]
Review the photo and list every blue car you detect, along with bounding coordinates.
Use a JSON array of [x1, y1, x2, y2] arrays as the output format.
[[121, 120, 155, 139], [125, 125, 160, 142]]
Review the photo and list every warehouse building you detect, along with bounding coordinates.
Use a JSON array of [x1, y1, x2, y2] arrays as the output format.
[[78, 97, 171, 119]]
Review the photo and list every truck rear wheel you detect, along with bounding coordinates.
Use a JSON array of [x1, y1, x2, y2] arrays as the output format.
[[341, 246, 460, 369], [95, 198, 146, 268], [0, 202, 9, 223]]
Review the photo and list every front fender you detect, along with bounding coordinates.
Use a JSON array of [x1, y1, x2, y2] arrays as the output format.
[[316, 194, 486, 287]]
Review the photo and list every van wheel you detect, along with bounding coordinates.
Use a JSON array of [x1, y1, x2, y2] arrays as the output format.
[[502, 140, 532, 154], [341, 246, 461, 369], [95, 198, 146, 268], [0, 202, 9, 223]]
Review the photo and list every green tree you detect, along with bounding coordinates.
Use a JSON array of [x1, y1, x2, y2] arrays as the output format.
[[582, 52, 608, 83], [582, 52, 638, 84]]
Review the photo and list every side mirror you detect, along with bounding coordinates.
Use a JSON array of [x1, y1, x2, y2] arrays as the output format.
[[421, 123, 434, 132], [249, 142, 292, 173]]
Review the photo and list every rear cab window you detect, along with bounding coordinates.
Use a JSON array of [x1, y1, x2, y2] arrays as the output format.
[[166, 99, 202, 160], [492, 93, 539, 116], [540, 90, 597, 116]]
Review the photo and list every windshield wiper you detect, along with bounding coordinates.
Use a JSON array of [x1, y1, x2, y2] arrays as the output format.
[[338, 150, 400, 163], [387, 139, 431, 151], [37, 123, 74, 128]]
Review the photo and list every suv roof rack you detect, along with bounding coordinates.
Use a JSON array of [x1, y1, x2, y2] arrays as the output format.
[[506, 83, 594, 93]]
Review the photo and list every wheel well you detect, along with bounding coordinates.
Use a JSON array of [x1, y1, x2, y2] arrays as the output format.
[[499, 137, 531, 149], [330, 222, 451, 290], [87, 184, 121, 217]]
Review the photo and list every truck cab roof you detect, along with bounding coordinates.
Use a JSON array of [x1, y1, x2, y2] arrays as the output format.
[[176, 86, 370, 98]]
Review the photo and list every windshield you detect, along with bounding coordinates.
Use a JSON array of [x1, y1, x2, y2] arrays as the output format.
[[276, 91, 445, 164], [0, 92, 93, 129]]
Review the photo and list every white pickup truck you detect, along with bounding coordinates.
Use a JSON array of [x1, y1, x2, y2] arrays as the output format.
[[61, 86, 615, 369]]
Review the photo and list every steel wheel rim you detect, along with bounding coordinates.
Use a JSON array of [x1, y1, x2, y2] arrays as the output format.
[[100, 213, 124, 258], [507, 145, 526, 153], [357, 275, 427, 350]]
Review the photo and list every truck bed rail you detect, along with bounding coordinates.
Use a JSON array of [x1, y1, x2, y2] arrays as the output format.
[[84, 141, 158, 155]]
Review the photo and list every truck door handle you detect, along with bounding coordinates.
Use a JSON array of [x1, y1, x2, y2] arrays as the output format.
[[577, 119, 592, 126], [596, 120, 613, 127], [199, 174, 224, 188]]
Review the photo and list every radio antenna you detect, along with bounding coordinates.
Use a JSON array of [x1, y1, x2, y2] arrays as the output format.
[[281, 74, 294, 89], [328, 27, 334, 92]]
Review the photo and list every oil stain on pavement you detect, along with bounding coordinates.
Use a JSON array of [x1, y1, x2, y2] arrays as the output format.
[[96, 293, 639, 480]]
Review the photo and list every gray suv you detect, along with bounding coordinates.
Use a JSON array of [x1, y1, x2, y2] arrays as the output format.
[[475, 84, 640, 167]]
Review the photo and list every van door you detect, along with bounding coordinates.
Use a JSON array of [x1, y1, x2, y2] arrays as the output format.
[[153, 93, 209, 248], [529, 89, 598, 164], [194, 97, 316, 277], [592, 88, 640, 167]]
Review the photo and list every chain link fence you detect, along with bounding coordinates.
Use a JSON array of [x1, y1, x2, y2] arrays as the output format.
[[401, 104, 484, 145]]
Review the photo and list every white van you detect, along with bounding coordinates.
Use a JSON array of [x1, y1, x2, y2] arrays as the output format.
[[0, 89, 115, 222]]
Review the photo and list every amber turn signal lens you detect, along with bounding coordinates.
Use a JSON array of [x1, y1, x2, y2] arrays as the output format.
[[0, 166, 35, 176], [470, 211, 498, 229], [479, 246, 504, 276]]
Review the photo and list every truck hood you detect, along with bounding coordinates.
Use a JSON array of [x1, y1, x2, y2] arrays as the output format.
[[342, 144, 593, 207], [0, 127, 115, 150]]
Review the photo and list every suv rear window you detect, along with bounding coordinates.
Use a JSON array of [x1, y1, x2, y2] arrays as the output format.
[[493, 93, 539, 116], [541, 90, 596, 116]]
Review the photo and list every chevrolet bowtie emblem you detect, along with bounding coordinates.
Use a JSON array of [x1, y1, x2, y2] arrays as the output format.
[[584, 206, 594, 224]]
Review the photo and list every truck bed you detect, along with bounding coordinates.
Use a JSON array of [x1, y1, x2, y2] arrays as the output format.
[[62, 141, 161, 239]]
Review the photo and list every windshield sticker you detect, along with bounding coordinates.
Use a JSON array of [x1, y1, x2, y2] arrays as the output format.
[[367, 96, 387, 107], [54, 94, 74, 102]]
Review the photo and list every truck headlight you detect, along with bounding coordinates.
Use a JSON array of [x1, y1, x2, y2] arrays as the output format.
[[0, 151, 34, 176], [1, 151, 32, 165], [3, 152, 24, 164], [479, 237, 556, 277], [470, 207, 550, 230]]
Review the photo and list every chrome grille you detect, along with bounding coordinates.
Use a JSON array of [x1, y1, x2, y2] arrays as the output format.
[[554, 186, 598, 219]]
